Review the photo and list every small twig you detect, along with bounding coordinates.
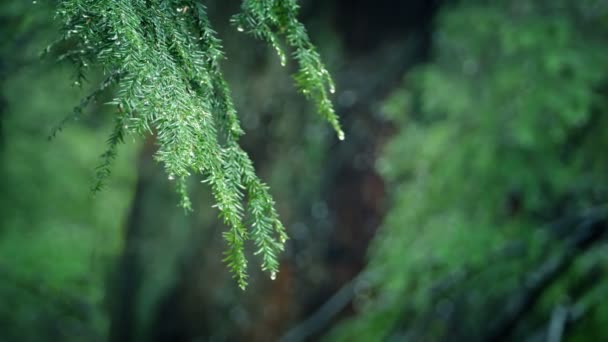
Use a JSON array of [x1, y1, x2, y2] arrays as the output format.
[[48, 71, 122, 140], [547, 305, 568, 342], [279, 274, 365, 342], [483, 212, 607, 341]]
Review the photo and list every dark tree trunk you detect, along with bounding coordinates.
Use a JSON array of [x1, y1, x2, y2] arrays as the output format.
[[107, 136, 179, 342]]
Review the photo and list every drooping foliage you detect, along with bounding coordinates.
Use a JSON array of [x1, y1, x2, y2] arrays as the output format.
[[329, 0, 608, 340], [52, 0, 342, 288]]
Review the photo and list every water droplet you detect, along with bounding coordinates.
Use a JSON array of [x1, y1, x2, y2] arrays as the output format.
[[270, 272, 277, 280], [330, 85, 336, 94], [280, 56, 286, 67], [338, 131, 345, 141], [237, 26, 244, 32], [32, 0, 36, 3], [280, 237, 287, 244], [168, 174, 175, 181]]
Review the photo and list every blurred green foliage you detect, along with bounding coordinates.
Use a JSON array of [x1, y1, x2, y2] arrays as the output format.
[[0, 2, 137, 341], [3, 0, 608, 341], [329, 0, 608, 340]]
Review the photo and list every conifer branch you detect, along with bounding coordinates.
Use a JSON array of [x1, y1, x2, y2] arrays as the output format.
[[49, 71, 121, 140], [93, 113, 126, 193], [233, 0, 344, 140], [53, 0, 339, 288]]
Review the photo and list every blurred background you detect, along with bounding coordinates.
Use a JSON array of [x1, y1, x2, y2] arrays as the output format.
[[2, 0, 608, 341]]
